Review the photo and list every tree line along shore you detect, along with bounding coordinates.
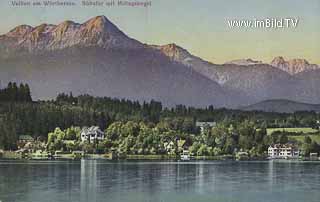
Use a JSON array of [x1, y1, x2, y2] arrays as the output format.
[[0, 82, 320, 160]]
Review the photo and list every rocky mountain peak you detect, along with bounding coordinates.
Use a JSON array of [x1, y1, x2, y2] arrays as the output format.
[[82, 15, 122, 35], [0, 16, 143, 53], [271, 56, 286, 66], [270, 56, 318, 74], [86, 16, 108, 25], [84, 16, 108, 30], [58, 20, 78, 28], [52, 20, 79, 40], [25, 24, 54, 43], [161, 43, 178, 49], [155, 43, 191, 62], [6, 25, 33, 38], [288, 58, 309, 66], [159, 43, 181, 55]]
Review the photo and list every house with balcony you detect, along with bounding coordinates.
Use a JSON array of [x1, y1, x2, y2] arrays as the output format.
[[80, 126, 105, 143], [268, 144, 299, 159]]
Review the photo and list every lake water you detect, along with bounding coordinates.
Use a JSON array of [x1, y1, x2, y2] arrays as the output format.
[[0, 160, 319, 202]]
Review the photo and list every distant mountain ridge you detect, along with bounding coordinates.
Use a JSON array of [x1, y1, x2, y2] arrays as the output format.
[[0, 15, 319, 109], [0, 16, 242, 108], [154, 43, 320, 105], [224, 58, 263, 66], [270, 56, 319, 75], [0, 16, 143, 55], [224, 56, 319, 74]]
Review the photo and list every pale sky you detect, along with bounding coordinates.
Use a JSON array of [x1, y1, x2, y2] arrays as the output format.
[[0, 0, 319, 64]]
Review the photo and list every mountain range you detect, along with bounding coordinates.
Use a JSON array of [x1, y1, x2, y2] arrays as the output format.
[[0, 15, 319, 110]]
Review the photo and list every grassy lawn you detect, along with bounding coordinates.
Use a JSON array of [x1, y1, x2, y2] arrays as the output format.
[[267, 128, 318, 136], [288, 135, 320, 144]]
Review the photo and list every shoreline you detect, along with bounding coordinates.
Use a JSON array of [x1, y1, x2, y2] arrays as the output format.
[[0, 151, 270, 161], [2, 151, 318, 161]]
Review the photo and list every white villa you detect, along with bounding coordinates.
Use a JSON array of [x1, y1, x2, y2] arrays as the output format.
[[268, 144, 300, 159], [80, 126, 105, 142], [196, 121, 216, 134]]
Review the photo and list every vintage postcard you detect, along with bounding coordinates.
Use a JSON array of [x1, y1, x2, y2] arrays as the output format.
[[0, 1, 319, 202]]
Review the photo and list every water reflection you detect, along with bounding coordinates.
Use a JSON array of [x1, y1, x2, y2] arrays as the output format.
[[80, 159, 97, 202], [0, 160, 320, 202]]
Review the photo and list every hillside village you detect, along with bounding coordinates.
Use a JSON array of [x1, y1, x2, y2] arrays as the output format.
[[1, 121, 320, 161], [1, 83, 320, 161], [3, 123, 214, 160]]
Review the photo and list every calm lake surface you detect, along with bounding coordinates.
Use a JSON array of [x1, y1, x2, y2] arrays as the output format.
[[0, 160, 319, 202]]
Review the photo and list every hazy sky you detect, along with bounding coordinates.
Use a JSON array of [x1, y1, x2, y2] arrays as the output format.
[[0, 0, 319, 64]]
